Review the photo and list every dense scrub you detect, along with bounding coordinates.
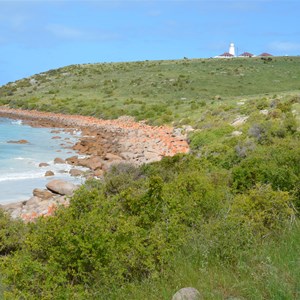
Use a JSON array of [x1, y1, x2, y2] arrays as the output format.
[[0, 154, 298, 298], [0, 58, 299, 298], [0, 108, 299, 298]]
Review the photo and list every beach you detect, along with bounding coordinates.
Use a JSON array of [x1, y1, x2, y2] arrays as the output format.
[[0, 106, 189, 221]]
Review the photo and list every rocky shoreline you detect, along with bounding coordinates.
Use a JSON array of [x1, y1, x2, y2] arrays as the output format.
[[0, 106, 190, 221]]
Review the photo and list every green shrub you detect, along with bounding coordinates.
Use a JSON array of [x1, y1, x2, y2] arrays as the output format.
[[189, 125, 233, 150], [229, 184, 295, 237], [232, 138, 300, 193], [0, 210, 26, 256]]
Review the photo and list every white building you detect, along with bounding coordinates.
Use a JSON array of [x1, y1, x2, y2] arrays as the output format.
[[229, 43, 235, 56]]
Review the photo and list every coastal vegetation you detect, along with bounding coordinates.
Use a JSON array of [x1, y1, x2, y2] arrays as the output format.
[[0, 57, 299, 299], [0, 56, 300, 125]]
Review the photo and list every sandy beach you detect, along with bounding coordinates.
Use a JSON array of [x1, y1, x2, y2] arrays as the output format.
[[0, 106, 189, 221]]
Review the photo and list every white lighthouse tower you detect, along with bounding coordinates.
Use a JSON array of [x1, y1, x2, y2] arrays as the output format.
[[229, 43, 235, 57]]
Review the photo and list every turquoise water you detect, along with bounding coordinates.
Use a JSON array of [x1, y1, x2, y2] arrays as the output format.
[[0, 117, 86, 204]]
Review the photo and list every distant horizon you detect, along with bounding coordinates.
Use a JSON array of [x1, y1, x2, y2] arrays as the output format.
[[1, 1, 299, 86]]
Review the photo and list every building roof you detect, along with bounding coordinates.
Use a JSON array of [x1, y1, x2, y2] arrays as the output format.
[[258, 52, 273, 56], [219, 52, 234, 57], [239, 52, 254, 57]]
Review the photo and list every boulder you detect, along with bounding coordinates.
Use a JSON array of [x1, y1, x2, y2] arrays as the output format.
[[54, 195, 69, 207], [46, 179, 78, 196], [231, 116, 249, 127], [105, 153, 123, 161], [24, 196, 41, 206], [7, 139, 29, 144], [39, 162, 50, 167], [78, 156, 103, 170], [33, 188, 54, 200], [2, 202, 23, 213], [54, 157, 65, 164], [172, 287, 202, 300], [45, 170, 54, 176], [231, 131, 243, 137], [93, 169, 104, 177], [69, 169, 84, 177], [66, 155, 79, 165]]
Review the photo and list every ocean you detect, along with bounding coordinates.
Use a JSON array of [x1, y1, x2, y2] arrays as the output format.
[[0, 117, 86, 204]]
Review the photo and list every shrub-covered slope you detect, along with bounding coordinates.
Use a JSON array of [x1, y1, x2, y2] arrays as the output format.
[[1, 56, 300, 125], [0, 57, 299, 299]]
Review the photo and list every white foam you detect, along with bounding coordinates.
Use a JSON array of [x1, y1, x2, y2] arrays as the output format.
[[0, 171, 44, 182], [14, 157, 35, 161], [11, 120, 23, 125]]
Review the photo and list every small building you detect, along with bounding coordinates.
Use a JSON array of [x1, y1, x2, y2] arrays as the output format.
[[215, 52, 234, 58], [239, 52, 254, 57], [258, 52, 273, 57]]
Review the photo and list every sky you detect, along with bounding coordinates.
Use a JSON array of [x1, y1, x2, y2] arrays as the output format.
[[0, 0, 299, 85]]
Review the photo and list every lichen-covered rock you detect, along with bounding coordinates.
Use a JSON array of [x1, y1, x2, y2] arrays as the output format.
[[172, 287, 202, 300]]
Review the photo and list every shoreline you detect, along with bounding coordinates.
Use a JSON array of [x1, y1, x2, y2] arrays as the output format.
[[0, 106, 189, 158], [0, 106, 189, 221]]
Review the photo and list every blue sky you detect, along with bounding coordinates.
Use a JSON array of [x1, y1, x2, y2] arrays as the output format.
[[0, 0, 299, 85]]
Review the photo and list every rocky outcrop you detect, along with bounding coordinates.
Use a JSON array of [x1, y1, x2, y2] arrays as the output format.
[[77, 156, 103, 170], [0, 107, 190, 221], [1, 195, 69, 221], [46, 179, 78, 196], [0, 107, 189, 165]]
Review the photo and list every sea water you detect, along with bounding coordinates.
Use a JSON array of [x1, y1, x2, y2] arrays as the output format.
[[0, 117, 86, 204]]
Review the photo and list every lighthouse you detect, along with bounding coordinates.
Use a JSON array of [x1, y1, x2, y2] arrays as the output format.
[[229, 43, 235, 57]]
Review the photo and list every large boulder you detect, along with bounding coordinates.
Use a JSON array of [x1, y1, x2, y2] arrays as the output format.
[[77, 156, 103, 170], [33, 188, 54, 200], [172, 287, 202, 300], [46, 180, 78, 196]]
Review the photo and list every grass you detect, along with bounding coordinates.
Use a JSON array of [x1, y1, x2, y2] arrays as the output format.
[[0, 57, 299, 299], [98, 224, 300, 300], [1, 56, 300, 125]]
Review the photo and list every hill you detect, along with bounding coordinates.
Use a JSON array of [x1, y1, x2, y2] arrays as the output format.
[[1, 56, 300, 125], [0, 57, 299, 299]]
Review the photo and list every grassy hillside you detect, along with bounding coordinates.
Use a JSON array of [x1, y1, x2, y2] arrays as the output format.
[[1, 56, 300, 125], [0, 57, 299, 299]]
